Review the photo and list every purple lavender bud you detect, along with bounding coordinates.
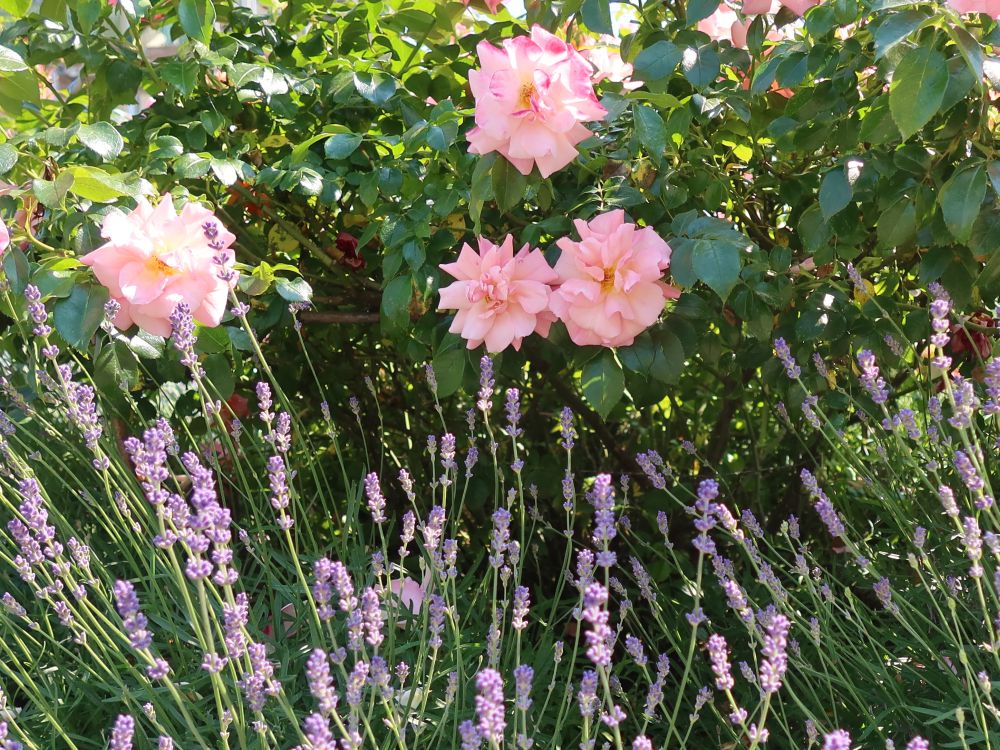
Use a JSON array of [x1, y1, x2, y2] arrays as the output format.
[[513, 664, 533, 710], [963, 516, 984, 577], [24, 285, 51, 337], [460, 720, 482, 750], [158, 738, 174, 750], [512, 586, 530, 631], [905, 738, 928, 750], [505, 389, 522, 438], [363, 472, 387, 524], [302, 714, 334, 748], [169, 303, 202, 374], [823, 730, 851, 750], [582, 583, 613, 668], [222, 593, 249, 659], [774, 338, 801, 379], [801, 469, 845, 538], [578, 670, 598, 719], [109, 715, 134, 750], [147, 658, 170, 681], [306, 649, 338, 715], [953, 450, 984, 494], [113, 580, 152, 650], [707, 634, 734, 690], [475, 668, 506, 742], [441, 433, 457, 471], [477, 356, 494, 412], [361, 588, 384, 648], [857, 349, 889, 404], [845, 262, 865, 292], [758, 614, 790, 693], [632, 737, 653, 750], [559, 407, 576, 450], [429, 595, 446, 649]]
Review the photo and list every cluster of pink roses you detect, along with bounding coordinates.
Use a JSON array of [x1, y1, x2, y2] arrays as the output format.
[[82, 195, 238, 337], [467, 25, 608, 178], [438, 210, 678, 352], [698, 0, 818, 48]]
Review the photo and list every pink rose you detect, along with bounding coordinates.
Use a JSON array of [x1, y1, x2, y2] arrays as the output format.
[[582, 46, 643, 90], [743, 0, 780, 13], [467, 25, 607, 178], [81, 195, 237, 337], [550, 210, 679, 348], [438, 235, 558, 353], [0, 217, 8, 256], [947, 0, 1000, 16], [463, 0, 504, 12]]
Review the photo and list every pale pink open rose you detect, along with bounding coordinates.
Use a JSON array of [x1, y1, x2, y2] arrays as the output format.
[[550, 210, 679, 348], [582, 46, 643, 91], [81, 195, 237, 337], [439, 235, 558, 353], [947, 0, 1000, 16], [778, 0, 820, 14], [0, 217, 8, 256], [467, 25, 607, 178], [698, 4, 748, 46]]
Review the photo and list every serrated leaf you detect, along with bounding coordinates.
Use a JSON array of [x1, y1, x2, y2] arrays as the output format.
[[688, 0, 719, 24], [581, 351, 625, 419], [78, 122, 124, 161], [67, 166, 135, 202], [940, 162, 986, 244], [275, 277, 313, 303], [889, 46, 948, 140], [633, 104, 667, 161], [178, 0, 216, 44], [54, 285, 109, 349], [580, 0, 613, 35], [681, 45, 720, 88], [381, 275, 412, 333], [876, 196, 916, 249], [819, 167, 852, 220], [0, 46, 27, 73], [323, 132, 363, 159], [872, 10, 928, 59], [693, 238, 744, 301], [128, 331, 166, 359], [492, 157, 528, 212], [633, 41, 681, 81], [202, 353, 235, 399], [0, 143, 17, 175], [94, 340, 140, 392], [430, 348, 465, 398]]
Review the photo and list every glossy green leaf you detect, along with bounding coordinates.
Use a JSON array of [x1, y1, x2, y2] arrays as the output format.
[[633, 41, 682, 81], [634, 104, 667, 161], [78, 122, 124, 161], [53, 285, 109, 349], [819, 167, 852, 220], [939, 162, 986, 244], [492, 157, 528, 213], [581, 351, 625, 419], [889, 46, 948, 140], [178, 0, 216, 44], [692, 238, 744, 301], [580, 0, 613, 35]]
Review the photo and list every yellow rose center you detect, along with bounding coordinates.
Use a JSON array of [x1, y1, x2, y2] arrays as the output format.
[[601, 267, 616, 292], [148, 255, 178, 277], [518, 82, 536, 109]]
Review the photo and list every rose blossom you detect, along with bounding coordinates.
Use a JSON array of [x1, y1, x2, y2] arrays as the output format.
[[467, 25, 607, 178], [582, 45, 642, 90], [81, 194, 237, 337], [0, 216, 8, 255], [550, 210, 678, 348], [438, 235, 558, 352], [947, 0, 1000, 16]]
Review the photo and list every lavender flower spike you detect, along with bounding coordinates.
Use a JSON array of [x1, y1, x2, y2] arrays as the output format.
[[758, 614, 790, 693], [475, 668, 506, 744], [109, 715, 134, 750], [823, 730, 851, 750]]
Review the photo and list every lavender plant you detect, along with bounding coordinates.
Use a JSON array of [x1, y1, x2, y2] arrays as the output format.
[[0, 271, 996, 749]]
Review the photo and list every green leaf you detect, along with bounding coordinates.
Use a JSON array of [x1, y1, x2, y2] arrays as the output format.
[[275, 277, 313, 303], [681, 45, 720, 88], [54, 285, 109, 349], [580, 0, 613, 35], [75, 0, 102, 33], [67, 166, 135, 202], [470, 152, 497, 232], [381, 275, 412, 333], [430, 348, 466, 398], [33, 172, 74, 208], [819, 167, 852, 220], [178, 0, 216, 44], [688, 0, 719, 24], [633, 41, 681, 81], [324, 132, 363, 160], [633, 104, 667, 161], [2, 246, 29, 295], [160, 61, 200, 96], [889, 46, 948, 140], [876, 196, 917, 249], [353, 72, 397, 106], [78, 122, 124, 161], [94, 340, 140, 393], [619, 329, 685, 384], [872, 10, 928, 59], [0, 143, 16, 175], [692, 238, 743, 301], [492, 157, 528, 213], [0, 46, 27, 73], [581, 351, 625, 419], [0, 0, 31, 16], [939, 162, 987, 244], [128, 331, 166, 360]]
